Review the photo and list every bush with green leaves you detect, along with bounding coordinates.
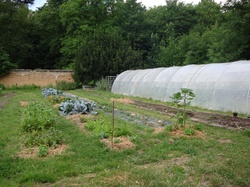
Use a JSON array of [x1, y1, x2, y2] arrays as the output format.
[[56, 80, 78, 90], [21, 102, 63, 147], [170, 88, 195, 127], [0, 46, 17, 77]]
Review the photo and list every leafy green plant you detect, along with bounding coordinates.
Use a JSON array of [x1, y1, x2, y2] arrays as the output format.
[[170, 88, 195, 127], [21, 102, 63, 148], [38, 145, 49, 157], [85, 118, 131, 138], [88, 80, 95, 87], [21, 102, 55, 132], [194, 123, 202, 131], [184, 128, 195, 135]]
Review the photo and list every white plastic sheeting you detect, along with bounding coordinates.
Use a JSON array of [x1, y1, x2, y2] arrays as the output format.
[[112, 60, 250, 114]]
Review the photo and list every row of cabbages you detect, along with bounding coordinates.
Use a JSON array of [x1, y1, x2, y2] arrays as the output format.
[[42, 88, 97, 116]]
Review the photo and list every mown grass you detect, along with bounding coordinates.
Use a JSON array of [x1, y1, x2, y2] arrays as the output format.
[[0, 89, 250, 186]]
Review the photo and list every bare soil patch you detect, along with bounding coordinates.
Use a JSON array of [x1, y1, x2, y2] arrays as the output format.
[[169, 128, 206, 139], [153, 127, 165, 134], [101, 136, 135, 150], [132, 100, 250, 129], [17, 144, 67, 158], [153, 126, 206, 139], [111, 98, 135, 104], [0, 92, 15, 110], [66, 114, 94, 131], [20, 101, 29, 107], [217, 139, 233, 143], [53, 103, 61, 108], [103, 172, 129, 185], [140, 154, 190, 170]]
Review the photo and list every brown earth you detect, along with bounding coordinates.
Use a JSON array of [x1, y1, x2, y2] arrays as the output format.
[[17, 144, 67, 158], [131, 100, 250, 130], [101, 137, 136, 150]]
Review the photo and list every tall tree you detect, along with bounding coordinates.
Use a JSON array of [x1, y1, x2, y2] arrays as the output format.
[[222, 0, 250, 60], [59, 0, 111, 68], [0, 0, 34, 68], [74, 27, 142, 83], [164, 0, 197, 41], [31, 0, 65, 68]]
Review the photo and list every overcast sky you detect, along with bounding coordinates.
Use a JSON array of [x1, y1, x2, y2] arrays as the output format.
[[30, 0, 225, 11]]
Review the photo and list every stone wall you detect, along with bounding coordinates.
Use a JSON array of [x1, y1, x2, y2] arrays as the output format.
[[0, 69, 74, 86]]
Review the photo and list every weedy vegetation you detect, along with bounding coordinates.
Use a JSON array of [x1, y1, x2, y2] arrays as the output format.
[[0, 88, 249, 187]]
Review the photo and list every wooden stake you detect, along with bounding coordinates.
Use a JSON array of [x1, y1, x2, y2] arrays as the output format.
[[111, 101, 115, 148]]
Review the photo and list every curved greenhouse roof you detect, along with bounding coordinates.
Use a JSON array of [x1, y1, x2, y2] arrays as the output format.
[[112, 60, 250, 114]]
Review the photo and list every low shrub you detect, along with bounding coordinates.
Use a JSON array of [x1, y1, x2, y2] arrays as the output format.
[[56, 80, 78, 91], [96, 78, 109, 91]]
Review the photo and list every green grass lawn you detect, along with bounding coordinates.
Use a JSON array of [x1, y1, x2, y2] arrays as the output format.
[[0, 89, 249, 187]]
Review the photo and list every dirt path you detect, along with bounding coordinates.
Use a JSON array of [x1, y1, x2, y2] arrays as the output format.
[[0, 92, 15, 110]]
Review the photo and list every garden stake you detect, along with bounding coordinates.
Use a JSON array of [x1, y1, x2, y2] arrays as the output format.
[[111, 101, 115, 148]]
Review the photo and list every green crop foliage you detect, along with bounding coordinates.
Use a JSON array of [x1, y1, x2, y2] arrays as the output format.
[[21, 102, 55, 132], [170, 88, 195, 127], [85, 114, 132, 138], [21, 102, 63, 147]]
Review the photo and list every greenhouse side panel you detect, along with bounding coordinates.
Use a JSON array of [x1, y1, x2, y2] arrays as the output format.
[[111, 61, 250, 115]]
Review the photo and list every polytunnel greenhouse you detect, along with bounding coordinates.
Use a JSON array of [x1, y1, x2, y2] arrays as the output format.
[[111, 60, 250, 115]]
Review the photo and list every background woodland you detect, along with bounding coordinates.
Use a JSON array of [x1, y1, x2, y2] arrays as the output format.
[[1, 0, 249, 83]]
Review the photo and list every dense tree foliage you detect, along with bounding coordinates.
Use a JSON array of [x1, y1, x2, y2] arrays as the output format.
[[0, 0, 249, 83]]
